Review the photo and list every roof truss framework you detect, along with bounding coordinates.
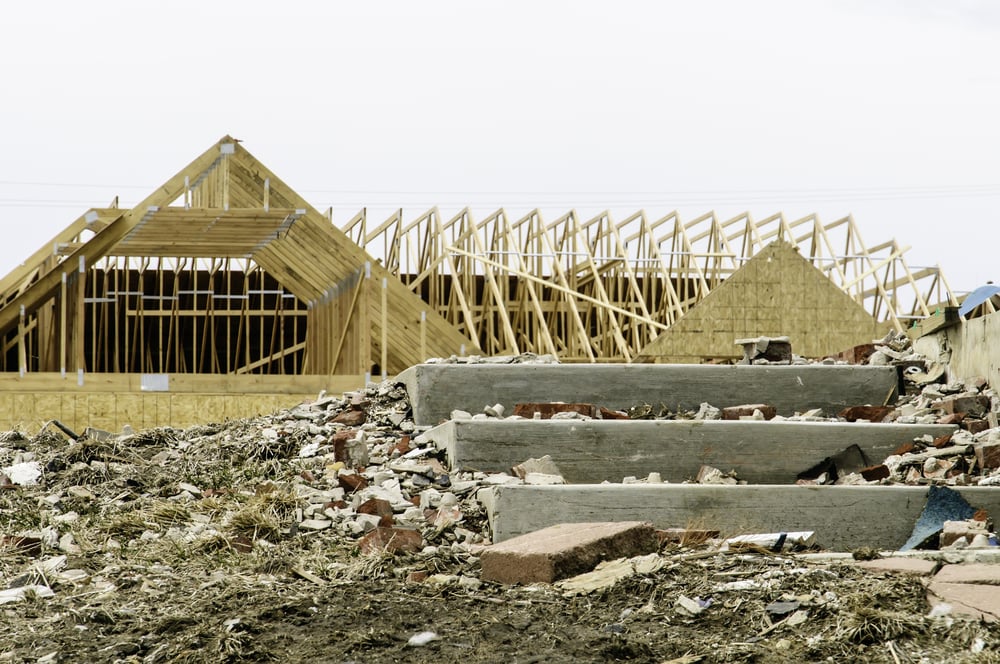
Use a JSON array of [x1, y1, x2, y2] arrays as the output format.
[[344, 207, 959, 362], [0, 137, 472, 377]]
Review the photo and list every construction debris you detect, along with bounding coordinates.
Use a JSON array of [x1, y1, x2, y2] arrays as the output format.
[[2, 355, 1000, 661]]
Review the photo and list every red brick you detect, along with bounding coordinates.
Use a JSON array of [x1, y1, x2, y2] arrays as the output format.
[[964, 418, 990, 435], [833, 343, 876, 365], [406, 570, 428, 583], [893, 441, 916, 456], [860, 464, 890, 482], [358, 498, 394, 528], [932, 433, 954, 448], [722, 404, 777, 420], [512, 402, 595, 419], [392, 435, 412, 456], [358, 527, 423, 555], [937, 413, 966, 426], [331, 409, 367, 426], [598, 407, 630, 420], [927, 582, 1000, 622], [338, 472, 368, 493], [855, 557, 937, 576], [838, 405, 894, 423], [479, 521, 658, 585], [939, 395, 991, 418], [331, 429, 356, 463]]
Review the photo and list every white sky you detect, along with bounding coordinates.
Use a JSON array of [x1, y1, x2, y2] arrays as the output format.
[[1, 0, 998, 295]]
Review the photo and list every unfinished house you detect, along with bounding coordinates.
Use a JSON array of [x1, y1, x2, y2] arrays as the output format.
[[346, 207, 957, 362], [0, 137, 470, 432]]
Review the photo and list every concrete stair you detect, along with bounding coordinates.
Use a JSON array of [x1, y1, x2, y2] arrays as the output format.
[[401, 362, 973, 550]]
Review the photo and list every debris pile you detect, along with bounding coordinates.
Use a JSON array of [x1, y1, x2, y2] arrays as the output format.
[[2, 348, 1000, 660]]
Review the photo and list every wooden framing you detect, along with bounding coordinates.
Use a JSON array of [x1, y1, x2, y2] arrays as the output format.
[[344, 208, 958, 362], [0, 137, 472, 387]]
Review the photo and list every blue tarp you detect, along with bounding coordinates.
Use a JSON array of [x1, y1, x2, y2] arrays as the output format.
[[959, 284, 1000, 317]]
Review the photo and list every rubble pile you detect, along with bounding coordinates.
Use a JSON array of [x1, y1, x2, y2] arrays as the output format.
[[1, 349, 1000, 661]]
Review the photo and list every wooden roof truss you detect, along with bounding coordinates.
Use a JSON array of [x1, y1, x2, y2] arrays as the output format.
[[345, 207, 958, 362]]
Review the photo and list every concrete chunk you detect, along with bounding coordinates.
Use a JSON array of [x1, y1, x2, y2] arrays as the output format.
[[480, 521, 657, 584]]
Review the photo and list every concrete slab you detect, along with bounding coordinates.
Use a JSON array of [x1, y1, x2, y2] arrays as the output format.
[[425, 420, 955, 484], [927, 582, 1000, 622], [398, 363, 900, 426], [854, 557, 939, 576], [481, 485, 1000, 551], [479, 521, 657, 584], [933, 563, 1000, 585]]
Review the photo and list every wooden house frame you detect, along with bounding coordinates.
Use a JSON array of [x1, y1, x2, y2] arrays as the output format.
[[0, 137, 471, 432]]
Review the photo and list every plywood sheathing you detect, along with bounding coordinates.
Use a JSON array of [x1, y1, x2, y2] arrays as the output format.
[[636, 241, 890, 362]]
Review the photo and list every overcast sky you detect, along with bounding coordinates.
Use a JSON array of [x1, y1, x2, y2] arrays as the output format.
[[2, 1, 998, 296]]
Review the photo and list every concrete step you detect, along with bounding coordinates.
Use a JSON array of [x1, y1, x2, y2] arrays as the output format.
[[399, 363, 899, 426], [425, 420, 956, 484], [480, 484, 1000, 550]]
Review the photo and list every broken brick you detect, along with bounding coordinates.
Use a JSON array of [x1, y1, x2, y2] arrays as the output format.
[[406, 570, 428, 584], [939, 520, 988, 547], [598, 407, 630, 420], [358, 498, 394, 528], [338, 472, 368, 493], [722, 404, 777, 420], [331, 429, 356, 463], [512, 402, 595, 419], [893, 441, 916, 456], [838, 405, 894, 423], [936, 413, 966, 426], [358, 527, 423, 555], [480, 521, 658, 585], [932, 433, 954, 449], [963, 418, 990, 435], [392, 435, 412, 456], [833, 342, 876, 365], [975, 443, 1000, 471], [939, 395, 991, 419], [859, 464, 890, 482], [331, 409, 367, 427]]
